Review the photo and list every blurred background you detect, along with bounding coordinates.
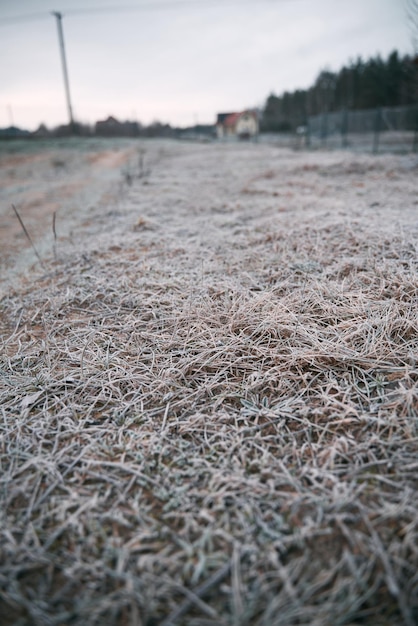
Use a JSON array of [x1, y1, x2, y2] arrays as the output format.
[[0, 0, 416, 141]]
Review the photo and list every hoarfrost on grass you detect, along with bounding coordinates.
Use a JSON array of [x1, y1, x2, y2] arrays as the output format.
[[0, 140, 417, 625]]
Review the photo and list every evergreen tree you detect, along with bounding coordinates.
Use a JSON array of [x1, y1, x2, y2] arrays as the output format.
[[261, 51, 417, 132]]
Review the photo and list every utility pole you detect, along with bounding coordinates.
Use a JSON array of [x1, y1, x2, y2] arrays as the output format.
[[52, 11, 75, 131], [7, 104, 14, 127]]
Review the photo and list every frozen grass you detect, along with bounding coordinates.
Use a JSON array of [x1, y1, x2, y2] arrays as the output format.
[[0, 141, 417, 625]]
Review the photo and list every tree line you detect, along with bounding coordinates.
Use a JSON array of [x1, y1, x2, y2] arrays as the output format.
[[261, 50, 418, 132]]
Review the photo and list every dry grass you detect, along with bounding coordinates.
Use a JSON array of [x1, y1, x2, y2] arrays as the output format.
[[1, 141, 418, 625]]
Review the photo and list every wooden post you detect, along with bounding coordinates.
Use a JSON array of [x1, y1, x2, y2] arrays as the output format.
[[341, 108, 348, 148], [321, 113, 328, 147], [413, 106, 418, 153], [372, 108, 382, 154]]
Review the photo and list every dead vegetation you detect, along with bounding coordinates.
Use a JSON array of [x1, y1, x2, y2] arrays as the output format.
[[0, 141, 417, 625]]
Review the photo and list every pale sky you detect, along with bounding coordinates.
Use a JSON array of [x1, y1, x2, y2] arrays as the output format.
[[0, 0, 412, 130]]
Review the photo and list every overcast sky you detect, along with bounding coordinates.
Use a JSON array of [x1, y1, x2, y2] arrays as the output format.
[[0, 0, 412, 130]]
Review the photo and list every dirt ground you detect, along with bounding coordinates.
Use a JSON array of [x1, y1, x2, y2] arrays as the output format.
[[0, 138, 140, 291]]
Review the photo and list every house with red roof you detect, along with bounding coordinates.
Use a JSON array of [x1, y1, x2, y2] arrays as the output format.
[[216, 110, 259, 139]]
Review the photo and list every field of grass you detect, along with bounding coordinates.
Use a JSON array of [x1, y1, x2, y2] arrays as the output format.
[[1, 139, 417, 625]]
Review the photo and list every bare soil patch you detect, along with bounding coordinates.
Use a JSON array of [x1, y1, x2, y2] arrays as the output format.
[[0, 138, 138, 287], [1, 139, 418, 625]]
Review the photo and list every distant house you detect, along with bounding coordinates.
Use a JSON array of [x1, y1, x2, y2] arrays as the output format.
[[32, 124, 51, 138], [0, 125, 30, 138], [216, 110, 259, 139], [95, 116, 139, 137]]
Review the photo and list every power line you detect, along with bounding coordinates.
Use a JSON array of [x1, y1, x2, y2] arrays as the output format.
[[0, 12, 50, 25], [0, 0, 308, 25], [63, 0, 305, 17]]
